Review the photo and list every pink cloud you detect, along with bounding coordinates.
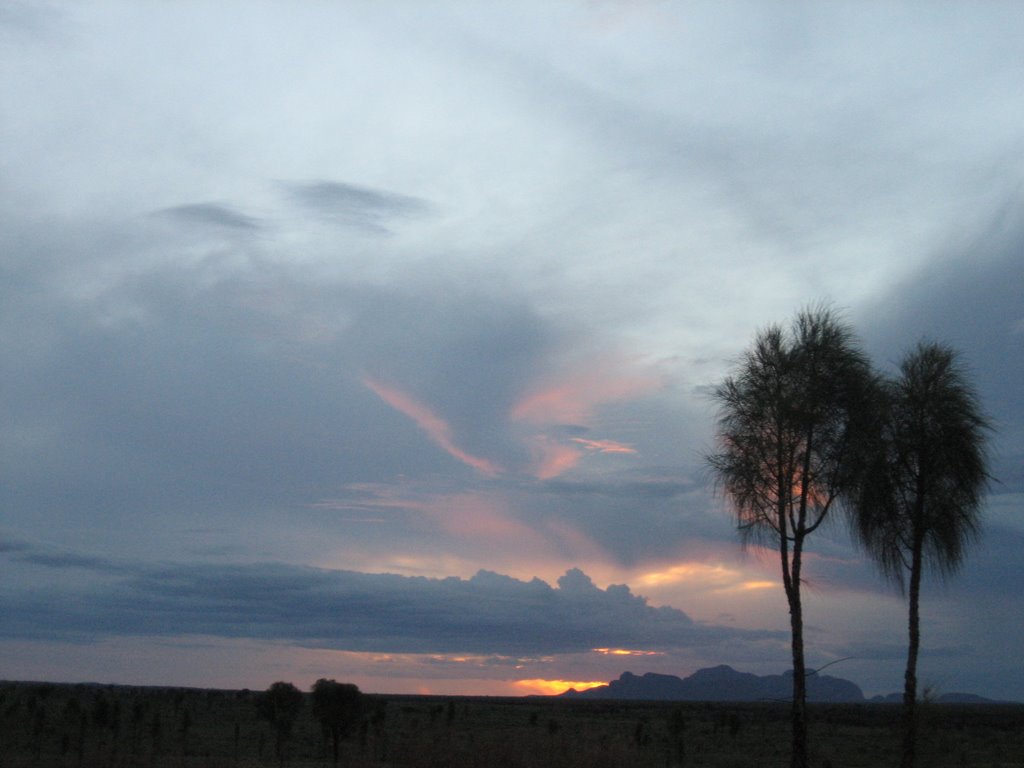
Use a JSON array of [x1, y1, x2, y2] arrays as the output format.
[[510, 361, 659, 426], [509, 359, 654, 478], [524, 436, 634, 479], [528, 436, 585, 480], [363, 377, 501, 477], [423, 492, 539, 541], [570, 437, 637, 454]]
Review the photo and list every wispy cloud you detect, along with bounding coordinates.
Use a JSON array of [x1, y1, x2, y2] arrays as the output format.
[[1, 537, 133, 576], [363, 376, 501, 476], [510, 358, 657, 478], [571, 437, 636, 454], [155, 202, 261, 231], [521, 435, 638, 480], [527, 435, 585, 480], [283, 180, 432, 234]]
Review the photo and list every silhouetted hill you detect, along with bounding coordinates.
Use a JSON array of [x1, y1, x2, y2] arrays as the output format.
[[561, 665, 864, 703]]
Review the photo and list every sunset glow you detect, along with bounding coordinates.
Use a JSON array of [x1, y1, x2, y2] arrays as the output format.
[[513, 679, 608, 696], [739, 580, 777, 591], [593, 648, 663, 657], [639, 563, 742, 589], [423, 492, 546, 544], [2, 0, 1020, 706]]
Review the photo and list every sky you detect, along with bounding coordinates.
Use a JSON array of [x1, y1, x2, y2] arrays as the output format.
[[2, 1, 1023, 701]]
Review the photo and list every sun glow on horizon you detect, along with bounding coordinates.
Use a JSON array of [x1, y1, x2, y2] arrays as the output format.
[[513, 679, 607, 696]]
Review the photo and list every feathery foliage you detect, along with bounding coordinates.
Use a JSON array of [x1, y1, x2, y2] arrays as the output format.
[[707, 305, 879, 768], [708, 306, 878, 550], [847, 341, 991, 768], [853, 341, 992, 588]]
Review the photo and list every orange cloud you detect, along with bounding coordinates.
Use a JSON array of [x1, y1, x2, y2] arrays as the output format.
[[592, 648, 663, 657], [364, 377, 500, 476], [637, 562, 779, 594], [738, 580, 776, 591], [639, 562, 742, 589]]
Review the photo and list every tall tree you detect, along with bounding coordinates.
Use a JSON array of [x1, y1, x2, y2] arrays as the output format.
[[311, 679, 365, 767], [255, 682, 304, 768], [849, 342, 991, 768], [707, 306, 878, 768]]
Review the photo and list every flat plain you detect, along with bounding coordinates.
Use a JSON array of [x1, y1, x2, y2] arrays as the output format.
[[1, 681, 1022, 768]]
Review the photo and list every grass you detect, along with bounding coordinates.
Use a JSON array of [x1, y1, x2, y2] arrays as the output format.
[[1, 680, 1022, 768]]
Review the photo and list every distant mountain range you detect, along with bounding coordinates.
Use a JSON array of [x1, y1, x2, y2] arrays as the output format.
[[558, 666, 998, 704]]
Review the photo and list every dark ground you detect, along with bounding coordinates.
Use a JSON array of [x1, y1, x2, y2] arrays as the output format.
[[2, 680, 1022, 767]]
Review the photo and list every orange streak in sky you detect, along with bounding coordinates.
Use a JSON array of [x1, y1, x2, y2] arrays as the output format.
[[363, 377, 501, 476], [592, 648, 663, 657], [570, 437, 637, 454], [739, 580, 777, 591]]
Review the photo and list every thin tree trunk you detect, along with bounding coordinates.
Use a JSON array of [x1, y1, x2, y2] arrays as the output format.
[[901, 538, 924, 768], [787, 539, 808, 768]]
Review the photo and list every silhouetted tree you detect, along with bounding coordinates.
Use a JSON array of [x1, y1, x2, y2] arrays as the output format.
[[129, 698, 147, 758], [849, 342, 991, 768], [255, 682, 304, 768], [707, 306, 878, 768], [310, 679, 365, 766], [179, 706, 192, 759], [149, 708, 162, 767], [667, 706, 686, 767]]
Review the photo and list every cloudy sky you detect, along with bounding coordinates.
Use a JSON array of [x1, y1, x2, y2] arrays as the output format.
[[2, 2, 1023, 700]]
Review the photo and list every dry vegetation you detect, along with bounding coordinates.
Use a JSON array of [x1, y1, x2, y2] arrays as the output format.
[[1, 681, 1022, 768]]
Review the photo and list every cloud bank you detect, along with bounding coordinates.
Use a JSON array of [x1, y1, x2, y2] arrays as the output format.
[[1, 540, 779, 657]]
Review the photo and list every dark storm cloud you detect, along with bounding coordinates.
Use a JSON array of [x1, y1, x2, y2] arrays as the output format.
[[283, 180, 432, 233], [953, 522, 1024, 598], [156, 203, 261, 231], [1, 537, 132, 576], [858, 191, 1024, 491], [0, 542, 780, 655]]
